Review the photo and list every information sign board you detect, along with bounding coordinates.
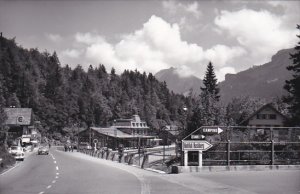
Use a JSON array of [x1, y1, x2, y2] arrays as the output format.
[[202, 127, 223, 134], [182, 140, 212, 151]]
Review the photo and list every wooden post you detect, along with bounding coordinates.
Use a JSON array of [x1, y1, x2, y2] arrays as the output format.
[[198, 151, 203, 167], [184, 151, 188, 166], [271, 140, 275, 165], [227, 140, 231, 166]]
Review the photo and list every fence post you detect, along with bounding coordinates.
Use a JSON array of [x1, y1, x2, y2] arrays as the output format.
[[271, 140, 275, 165], [227, 140, 231, 166]]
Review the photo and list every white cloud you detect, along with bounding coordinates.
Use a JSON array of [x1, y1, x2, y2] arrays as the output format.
[[204, 45, 246, 67], [75, 32, 105, 45], [162, 0, 201, 19], [216, 67, 236, 82], [79, 15, 207, 75], [185, 2, 201, 19], [46, 33, 62, 43], [62, 49, 82, 58], [215, 8, 298, 65], [65, 15, 246, 80]]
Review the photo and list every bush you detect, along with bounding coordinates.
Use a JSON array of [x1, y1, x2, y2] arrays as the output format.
[[0, 146, 15, 172]]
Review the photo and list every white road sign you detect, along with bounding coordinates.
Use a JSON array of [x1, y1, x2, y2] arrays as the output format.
[[182, 140, 213, 151], [202, 127, 223, 134], [191, 135, 205, 139]]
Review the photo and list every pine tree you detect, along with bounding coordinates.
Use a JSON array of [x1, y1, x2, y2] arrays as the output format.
[[200, 61, 220, 125], [201, 62, 220, 100], [284, 25, 300, 126]]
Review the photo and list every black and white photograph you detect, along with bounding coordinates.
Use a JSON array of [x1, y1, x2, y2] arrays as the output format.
[[0, 0, 299, 193]]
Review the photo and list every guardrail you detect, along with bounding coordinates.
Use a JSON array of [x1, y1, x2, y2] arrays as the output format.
[[197, 126, 300, 166]]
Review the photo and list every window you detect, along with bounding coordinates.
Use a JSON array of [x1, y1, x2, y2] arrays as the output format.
[[256, 114, 267, 119], [269, 114, 277, 120]]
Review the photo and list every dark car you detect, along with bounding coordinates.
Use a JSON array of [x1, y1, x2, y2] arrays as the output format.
[[38, 147, 49, 155]]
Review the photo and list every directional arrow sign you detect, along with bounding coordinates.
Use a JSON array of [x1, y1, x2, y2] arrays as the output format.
[[202, 127, 223, 134], [182, 140, 213, 151], [191, 134, 205, 140]]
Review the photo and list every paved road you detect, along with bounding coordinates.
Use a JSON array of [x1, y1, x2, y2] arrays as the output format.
[[1, 148, 299, 194], [0, 148, 199, 194]]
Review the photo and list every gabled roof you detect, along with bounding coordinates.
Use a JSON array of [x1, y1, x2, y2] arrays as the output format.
[[4, 108, 32, 125], [239, 103, 287, 125], [82, 127, 154, 139]]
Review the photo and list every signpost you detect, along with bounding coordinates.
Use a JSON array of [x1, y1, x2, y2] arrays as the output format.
[[182, 140, 213, 167], [182, 126, 224, 167], [202, 127, 223, 134], [191, 134, 205, 140], [182, 140, 212, 151]]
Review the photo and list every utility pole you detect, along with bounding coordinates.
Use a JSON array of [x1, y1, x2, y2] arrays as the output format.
[[138, 135, 141, 166], [89, 127, 91, 147], [181, 106, 188, 166]]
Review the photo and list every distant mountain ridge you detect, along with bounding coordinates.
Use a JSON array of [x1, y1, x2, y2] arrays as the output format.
[[155, 48, 294, 103], [219, 48, 294, 103], [155, 67, 203, 95]]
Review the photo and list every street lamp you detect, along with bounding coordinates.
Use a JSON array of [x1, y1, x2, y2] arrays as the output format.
[[183, 106, 188, 112], [181, 106, 188, 166]]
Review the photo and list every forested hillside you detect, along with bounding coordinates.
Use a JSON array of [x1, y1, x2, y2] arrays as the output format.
[[0, 36, 191, 134]]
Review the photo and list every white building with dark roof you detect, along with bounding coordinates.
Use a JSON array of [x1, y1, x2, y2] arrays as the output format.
[[78, 115, 154, 150], [239, 104, 287, 127]]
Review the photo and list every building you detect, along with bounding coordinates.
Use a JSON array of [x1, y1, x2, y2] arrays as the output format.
[[112, 115, 150, 135], [159, 125, 180, 145], [239, 104, 294, 142], [4, 108, 33, 139], [78, 115, 155, 150], [240, 104, 287, 127], [4, 108, 40, 145]]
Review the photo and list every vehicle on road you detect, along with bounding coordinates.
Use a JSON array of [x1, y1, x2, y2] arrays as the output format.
[[8, 146, 25, 161], [37, 147, 49, 155]]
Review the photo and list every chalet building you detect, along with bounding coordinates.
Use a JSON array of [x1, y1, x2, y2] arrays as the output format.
[[3, 108, 40, 145], [240, 104, 287, 127], [78, 115, 155, 150], [4, 108, 33, 136], [112, 115, 150, 135], [239, 104, 294, 142]]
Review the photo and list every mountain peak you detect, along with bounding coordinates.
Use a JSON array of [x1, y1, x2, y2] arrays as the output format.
[[219, 48, 294, 103], [155, 67, 202, 95], [155, 48, 294, 102]]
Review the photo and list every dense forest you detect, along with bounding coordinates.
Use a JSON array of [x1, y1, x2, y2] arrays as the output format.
[[0, 35, 294, 139], [0, 36, 194, 135]]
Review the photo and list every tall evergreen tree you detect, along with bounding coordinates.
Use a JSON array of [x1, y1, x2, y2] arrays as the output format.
[[200, 62, 220, 125], [201, 62, 220, 100], [284, 25, 300, 126]]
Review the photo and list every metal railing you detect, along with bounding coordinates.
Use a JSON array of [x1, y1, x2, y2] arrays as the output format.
[[195, 126, 300, 166]]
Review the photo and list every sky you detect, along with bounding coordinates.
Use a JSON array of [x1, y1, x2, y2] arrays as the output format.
[[0, 0, 299, 81]]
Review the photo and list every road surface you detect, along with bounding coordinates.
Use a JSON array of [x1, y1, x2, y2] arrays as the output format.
[[0, 147, 299, 194]]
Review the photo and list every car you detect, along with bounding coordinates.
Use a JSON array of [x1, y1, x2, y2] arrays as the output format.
[[38, 146, 49, 155], [8, 146, 25, 161]]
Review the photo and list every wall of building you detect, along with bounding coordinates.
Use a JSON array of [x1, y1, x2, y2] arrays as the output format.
[[248, 108, 285, 127]]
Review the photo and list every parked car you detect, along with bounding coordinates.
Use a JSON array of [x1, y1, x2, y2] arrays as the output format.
[[8, 146, 25, 161], [38, 146, 49, 155]]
